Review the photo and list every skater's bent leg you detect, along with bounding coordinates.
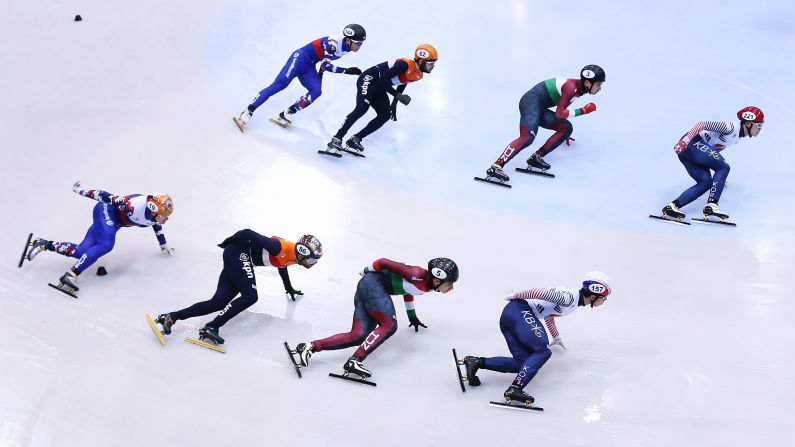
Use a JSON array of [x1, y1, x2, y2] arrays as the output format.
[[169, 270, 237, 322], [675, 152, 713, 207], [537, 114, 573, 156], [510, 348, 551, 388], [494, 122, 537, 167], [249, 54, 301, 112], [71, 205, 119, 274], [350, 309, 397, 360], [353, 93, 390, 139], [334, 73, 373, 139], [482, 356, 523, 373], [293, 70, 322, 111], [312, 317, 372, 352]]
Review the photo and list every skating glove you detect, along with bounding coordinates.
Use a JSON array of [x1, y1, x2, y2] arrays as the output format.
[[579, 103, 596, 115], [344, 67, 362, 75], [285, 288, 303, 301], [565, 136, 576, 146], [503, 291, 515, 301], [396, 93, 411, 105], [160, 245, 175, 256], [408, 316, 427, 332], [549, 336, 567, 350], [72, 180, 82, 193]]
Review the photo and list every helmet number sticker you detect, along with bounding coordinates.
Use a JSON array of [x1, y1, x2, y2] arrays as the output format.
[[431, 267, 447, 280], [741, 111, 757, 121], [296, 244, 311, 256], [588, 283, 606, 294], [582, 69, 595, 79], [344, 28, 354, 37], [417, 49, 430, 59]]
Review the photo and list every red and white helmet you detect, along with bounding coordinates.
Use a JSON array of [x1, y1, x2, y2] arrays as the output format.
[[737, 106, 764, 123]]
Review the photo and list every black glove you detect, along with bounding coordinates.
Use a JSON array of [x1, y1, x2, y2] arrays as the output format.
[[344, 67, 362, 75], [285, 288, 304, 301], [408, 316, 427, 332], [396, 93, 411, 105], [390, 105, 398, 121]]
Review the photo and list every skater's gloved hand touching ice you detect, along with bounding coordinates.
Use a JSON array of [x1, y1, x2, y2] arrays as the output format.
[[285, 287, 303, 300], [72, 181, 82, 194], [565, 136, 576, 146], [549, 336, 567, 350], [408, 315, 427, 332], [344, 67, 362, 75], [390, 105, 398, 121], [160, 245, 175, 256]]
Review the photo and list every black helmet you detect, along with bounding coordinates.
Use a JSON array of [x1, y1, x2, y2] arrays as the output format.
[[580, 64, 605, 91], [427, 257, 459, 284], [343, 24, 366, 42]]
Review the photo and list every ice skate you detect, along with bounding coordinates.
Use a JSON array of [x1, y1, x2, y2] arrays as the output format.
[[486, 164, 510, 182], [233, 109, 252, 132], [475, 164, 512, 188], [318, 137, 344, 158], [59, 270, 79, 292], [26, 238, 48, 261], [703, 203, 729, 220], [155, 313, 174, 335], [48, 270, 79, 298], [270, 105, 296, 129], [198, 325, 224, 345], [503, 384, 535, 405], [463, 356, 483, 386], [526, 153, 551, 171], [662, 202, 685, 220], [341, 135, 365, 157], [295, 342, 314, 367], [343, 357, 372, 379]]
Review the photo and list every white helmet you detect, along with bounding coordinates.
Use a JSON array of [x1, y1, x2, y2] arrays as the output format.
[[582, 271, 611, 297]]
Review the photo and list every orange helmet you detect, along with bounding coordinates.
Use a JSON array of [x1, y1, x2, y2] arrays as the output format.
[[415, 44, 438, 62], [149, 192, 174, 217]]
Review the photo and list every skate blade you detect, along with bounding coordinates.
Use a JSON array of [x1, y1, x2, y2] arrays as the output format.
[[691, 217, 736, 227], [317, 149, 343, 158], [648, 214, 691, 226], [232, 116, 246, 133], [48, 283, 78, 299], [269, 118, 293, 130], [185, 338, 226, 353], [329, 372, 376, 386], [474, 176, 511, 188], [340, 147, 365, 158], [19, 232, 33, 268], [489, 401, 544, 412], [283, 342, 303, 378], [451, 348, 467, 393], [145, 313, 167, 346], [515, 167, 555, 178]]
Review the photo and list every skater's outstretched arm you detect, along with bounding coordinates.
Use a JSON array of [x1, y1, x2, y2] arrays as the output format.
[[72, 181, 124, 204], [278, 267, 302, 299]]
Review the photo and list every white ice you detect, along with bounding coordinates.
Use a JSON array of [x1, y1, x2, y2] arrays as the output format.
[[1, 1, 794, 446]]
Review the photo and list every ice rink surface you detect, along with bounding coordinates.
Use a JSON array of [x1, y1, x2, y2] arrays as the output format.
[[2, 1, 793, 446]]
